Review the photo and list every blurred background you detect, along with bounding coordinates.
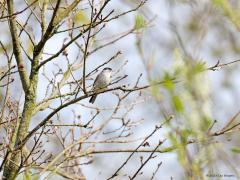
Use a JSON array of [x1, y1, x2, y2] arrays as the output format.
[[0, 0, 240, 179]]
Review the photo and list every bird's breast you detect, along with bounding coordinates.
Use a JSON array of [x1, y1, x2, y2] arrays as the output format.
[[94, 74, 111, 89]]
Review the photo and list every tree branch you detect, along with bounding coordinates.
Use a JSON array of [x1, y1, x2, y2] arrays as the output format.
[[207, 59, 240, 71], [7, 0, 30, 92], [17, 79, 177, 150]]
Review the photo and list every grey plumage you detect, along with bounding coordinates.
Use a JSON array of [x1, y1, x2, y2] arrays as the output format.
[[89, 67, 112, 104]]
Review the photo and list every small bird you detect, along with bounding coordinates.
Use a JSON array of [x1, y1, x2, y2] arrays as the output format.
[[89, 67, 112, 104]]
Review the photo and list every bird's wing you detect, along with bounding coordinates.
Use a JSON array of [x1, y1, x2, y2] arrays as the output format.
[[92, 72, 101, 89]]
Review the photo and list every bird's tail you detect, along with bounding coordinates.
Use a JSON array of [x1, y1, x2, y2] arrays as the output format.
[[89, 95, 97, 104]]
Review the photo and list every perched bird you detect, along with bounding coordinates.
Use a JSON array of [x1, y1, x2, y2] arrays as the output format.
[[89, 67, 112, 104]]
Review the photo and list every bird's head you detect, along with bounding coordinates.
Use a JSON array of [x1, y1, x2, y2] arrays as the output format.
[[102, 67, 112, 78], [102, 67, 112, 72]]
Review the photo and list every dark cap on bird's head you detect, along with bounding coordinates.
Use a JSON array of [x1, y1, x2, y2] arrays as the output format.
[[102, 67, 112, 71]]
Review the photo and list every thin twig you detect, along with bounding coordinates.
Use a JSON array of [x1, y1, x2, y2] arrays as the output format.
[[207, 59, 240, 71]]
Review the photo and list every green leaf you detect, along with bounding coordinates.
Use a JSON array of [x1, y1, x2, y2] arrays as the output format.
[[172, 95, 184, 112], [163, 72, 175, 91], [231, 147, 240, 153], [74, 10, 89, 25], [134, 15, 146, 30], [150, 85, 162, 100], [194, 61, 206, 73], [24, 170, 31, 180], [172, 48, 187, 76], [200, 117, 212, 131]]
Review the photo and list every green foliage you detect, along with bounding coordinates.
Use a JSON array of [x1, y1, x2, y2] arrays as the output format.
[[149, 47, 214, 178], [163, 72, 175, 91], [212, 0, 240, 29], [23, 170, 31, 180], [22, 169, 40, 180], [180, 129, 192, 143], [200, 116, 212, 132], [172, 95, 184, 112], [231, 147, 240, 153], [169, 132, 188, 167], [150, 84, 162, 100], [193, 61, 206, 73], [172, 48, 186, 76], [74, 10, 89, 25], [134, 15, 147, 30]]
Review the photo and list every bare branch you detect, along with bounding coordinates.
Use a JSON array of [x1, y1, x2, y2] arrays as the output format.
[[0, 0, 38, 20], [7, 0, 30, 91], [207, 59, 240, 71]]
